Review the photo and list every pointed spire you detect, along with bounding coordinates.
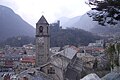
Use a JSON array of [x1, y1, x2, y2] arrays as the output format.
[[37, 15, 49, 25]]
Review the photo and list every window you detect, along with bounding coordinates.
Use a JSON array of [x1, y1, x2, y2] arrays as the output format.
[[39, 26, 43, 33], [47, 66, 55, 74]]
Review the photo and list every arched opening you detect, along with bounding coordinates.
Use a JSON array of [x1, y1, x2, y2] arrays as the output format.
[[39, 26, 43, 33]]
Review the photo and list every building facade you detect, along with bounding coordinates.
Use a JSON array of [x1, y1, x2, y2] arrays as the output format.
[[35, 15, 50, 66]]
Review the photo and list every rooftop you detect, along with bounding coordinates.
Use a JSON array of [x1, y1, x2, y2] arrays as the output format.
[[37, 15, 49, 25]]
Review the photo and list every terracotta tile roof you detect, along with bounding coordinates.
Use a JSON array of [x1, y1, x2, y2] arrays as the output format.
[[20, 57, 35, 63]]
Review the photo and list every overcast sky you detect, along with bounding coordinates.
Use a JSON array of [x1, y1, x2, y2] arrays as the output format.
[[0, 0, 90, 27]]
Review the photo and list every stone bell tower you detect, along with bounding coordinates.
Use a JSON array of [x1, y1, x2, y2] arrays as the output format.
[[36, 15, 50, 67]]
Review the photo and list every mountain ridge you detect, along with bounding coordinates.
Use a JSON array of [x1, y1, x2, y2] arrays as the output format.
[[0, 5, 35, 42], [59, 11, 96, 31], [59, 10, 120, 35]]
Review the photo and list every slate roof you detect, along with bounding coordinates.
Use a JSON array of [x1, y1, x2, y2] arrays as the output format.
[[56, 47, 77, 59], [37, 15, 49, 25], [65, 67, 79, 80], [50, 47, 61, 53], [51, 55, 70, 69], [16, 68, 52, 80], [77, 53, 94, 59], [80, 73, 101, 80], [102, 72, 120, 80]]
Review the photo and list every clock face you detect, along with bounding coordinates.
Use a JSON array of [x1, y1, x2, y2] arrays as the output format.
[[38, 37, 44, 44], [39, 26, 43, 33]]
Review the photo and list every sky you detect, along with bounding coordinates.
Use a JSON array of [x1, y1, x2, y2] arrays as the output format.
[[0, 0, 91, 27]]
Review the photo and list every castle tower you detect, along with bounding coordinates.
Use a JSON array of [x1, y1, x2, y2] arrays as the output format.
[[36, 15, 50, 66]]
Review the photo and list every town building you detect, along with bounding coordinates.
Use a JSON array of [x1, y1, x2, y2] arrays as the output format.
[[35, 15, 50, 66], [49, 20, 62, 32]]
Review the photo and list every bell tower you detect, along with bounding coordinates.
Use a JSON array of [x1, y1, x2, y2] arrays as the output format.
[[36, 15, 50, 66]]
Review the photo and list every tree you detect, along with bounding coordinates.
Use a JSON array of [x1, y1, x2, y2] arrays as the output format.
[[106, 43, 120, 71], [114, 43, 120, 66], [87, 0, 120, 26], [106, 43, 115, 71]]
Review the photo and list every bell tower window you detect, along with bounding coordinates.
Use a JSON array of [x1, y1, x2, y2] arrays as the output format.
[[39, 26, 43, 33]]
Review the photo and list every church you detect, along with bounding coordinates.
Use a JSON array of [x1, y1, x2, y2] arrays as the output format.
[[35, 15, 64, 80], [35, 15, 50, 66]]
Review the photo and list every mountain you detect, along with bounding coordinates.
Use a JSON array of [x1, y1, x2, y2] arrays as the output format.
[[91, 24, 120, 37], [72, 13, 97, 31], [60, 12, 97, 31], [0, 36, 35, 47], [0, 28, 101, 48], [0, 5, 35, 42], [60, 11, 120, 36], [50, 28, 101, 47], [60, 16, 81, 28]]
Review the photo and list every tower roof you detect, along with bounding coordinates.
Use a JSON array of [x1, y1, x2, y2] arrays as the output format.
[[37, 15, 49, 25]]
